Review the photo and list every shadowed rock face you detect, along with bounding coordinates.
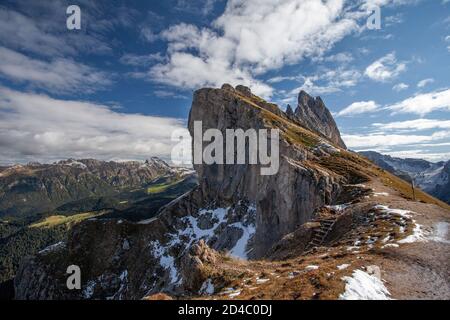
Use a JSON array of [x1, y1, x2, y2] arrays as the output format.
[[188, 85, 343, 257], [15, 85, 348, 300], [292, 91, 346, 149]]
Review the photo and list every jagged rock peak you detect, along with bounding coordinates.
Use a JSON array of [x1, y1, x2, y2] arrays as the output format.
[[285, 104, 294, 117], [294, 90, 346, 149]]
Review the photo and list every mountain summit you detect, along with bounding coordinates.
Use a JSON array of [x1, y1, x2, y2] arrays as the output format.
[[290, 90, 346, 149]]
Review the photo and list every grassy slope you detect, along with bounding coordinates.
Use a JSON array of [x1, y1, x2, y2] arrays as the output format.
[[29, 211, 104, 229]]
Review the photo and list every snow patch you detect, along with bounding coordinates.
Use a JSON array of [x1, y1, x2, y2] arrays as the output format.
[[427, 222, 450, 244], [150, 241, 180, 285], [373, 192, 389, 197], [82, 280, 96, 299], [137, 217, 157, 225], [63, 160, 87, 169], [168, 207, 230, 249], [398, 221, 426, 244], [374, 205, 426, 244], [337, 264, 350, 270], [340, 270, 391, 300], [199, 279, 215, 295], [374, 205, 413, 218], [305, 265, 319, 271], [256, 278, 270, 284], [39, 241, 65, 254], [326, 204, 349, 212], [229, 220, 256, 259], [228, 290, 241, 298]]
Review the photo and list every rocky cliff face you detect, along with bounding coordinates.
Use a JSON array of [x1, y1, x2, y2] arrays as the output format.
[[188, 85, 343, 256], [15, 85, 358, 300], [288, 90, 346, 149]]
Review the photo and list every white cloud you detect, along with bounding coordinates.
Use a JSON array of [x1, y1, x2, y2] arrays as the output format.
[[388, 88, 450, 115], [343, 131, 450, 149], [0, 6, 112, 57], [382, 150, 450, 162], [322, 52, 354, 63], [296, 78, 341, 96], [385, 13, 404, 26], [0, 47, 112, 94], [120, 53, 164, 66], [0, 87, 188, 164], [361, 0, 422, 9], [148, 0, 362, 97], [267, 76, 299, 84], [337, 100, 379, 117], [153, 90, 188, 99], [175, 0, 220, 16], [289, 67, 361, 97], [150, 51, 274, 98], [393, 83, 409, 91], [373, 119, 450, 131], [365, 52, 406, 82], [417, 78, 434, 88], [140, 27, 159, 43], [0, 8, 71, 57]]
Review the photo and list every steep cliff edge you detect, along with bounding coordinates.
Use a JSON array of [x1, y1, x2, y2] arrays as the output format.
[[14, 85, 449, 300], [188, 84, 345, 256]]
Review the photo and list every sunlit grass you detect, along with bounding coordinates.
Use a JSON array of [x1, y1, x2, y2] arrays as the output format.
[[29, 211, 104, 229]]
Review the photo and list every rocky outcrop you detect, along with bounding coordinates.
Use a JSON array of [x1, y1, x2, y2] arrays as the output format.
[[15, 85, 352, 300], [188, 85, 344, 256], [292, 91, 346, 149]]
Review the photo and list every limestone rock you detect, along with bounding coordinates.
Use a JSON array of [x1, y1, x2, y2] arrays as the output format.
[[294, 90, 346, 149]]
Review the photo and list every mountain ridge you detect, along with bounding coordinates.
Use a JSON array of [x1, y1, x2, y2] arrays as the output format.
[[13, 85, 450, 300], [0, 157, 177, 218]]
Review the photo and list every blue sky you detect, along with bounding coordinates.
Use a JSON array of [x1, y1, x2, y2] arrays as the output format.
[[0, 0, 449, 164]]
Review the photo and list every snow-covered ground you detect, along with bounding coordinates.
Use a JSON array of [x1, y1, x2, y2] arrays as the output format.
[[199, 279, 215, 295], [149, 240, 180, 285], [340, 270, 391, 300], [427, 222, 450, 244], [326, 204, 349, 212], [374, 205, 426, 244]]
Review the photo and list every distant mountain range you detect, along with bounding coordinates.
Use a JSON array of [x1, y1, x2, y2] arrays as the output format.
[[0, 157, 194, 219], [0, 158, 197, 288], [359, 151, 449, 204]]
